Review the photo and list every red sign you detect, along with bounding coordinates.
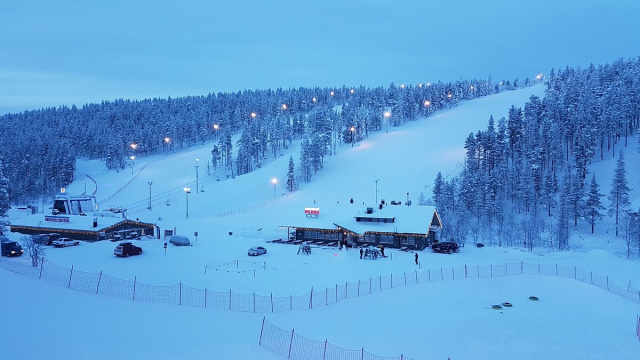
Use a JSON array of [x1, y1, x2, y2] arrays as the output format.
[[304, 208, 320, 215]]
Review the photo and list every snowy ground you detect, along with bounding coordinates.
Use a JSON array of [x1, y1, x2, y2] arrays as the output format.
[[2, 85, 640, 359]]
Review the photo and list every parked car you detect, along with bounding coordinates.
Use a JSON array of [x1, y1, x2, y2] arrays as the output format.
[[47, 233, 62, 245], [248, 246, 267, 256], [169, 235, 190, 246], [114, 242, 142, 257], [431, 241, 459, 254], [51, 238, 80, 248], [32, 234, 50, 245], [1, 239, 24, 257]]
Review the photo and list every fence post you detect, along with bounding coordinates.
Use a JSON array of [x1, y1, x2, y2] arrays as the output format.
[[370, 277, 372, 294], [39, 258, 44, 279], [404, 272, 406, 286], [490, 264, 493, 278], [133, 276, 137, 301], [179, 282, 182, 305], [441, 267, 443, 281], [253, 292, 256, 313], [335, 284, 338, 303], [465, 264, 468, 278], [310, 287, 313, 310], [259, 316, 265, 345], [229, 289, 232, 310], [391, 273, 393, 288], [556, 264, 558, 276], [521, 262, 523, 274], [205, 288, 207, 308], [415, 270, 418, 283], [452, 266, 455, 280], [68, 265, 74, 288], [591, 271, 593, 284], [323, 339, 328, 360], [477, 264, 479, 278], [428, 269, 431, 282], [361, 347, 364, 360], [271, 293, 273, 312], [379, 276, 382, 290], [607, 276, 609, 291], [96, 271, 102, 294], [288, 328, 295, 359], [538, 263, 540, 275], [574, 266, 577, 279]]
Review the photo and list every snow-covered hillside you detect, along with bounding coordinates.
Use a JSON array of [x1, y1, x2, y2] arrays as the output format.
[[2, 86, 639, 360]]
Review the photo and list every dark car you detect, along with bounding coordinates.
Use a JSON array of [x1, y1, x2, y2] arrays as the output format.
[[1, 239, 24, 257], [114, 242, 142, 257], [431, 241, 459, 254]]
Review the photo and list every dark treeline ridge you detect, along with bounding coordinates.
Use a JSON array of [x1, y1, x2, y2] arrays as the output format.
[[432, 57, 640, 254], [0, 75, 527, 205]]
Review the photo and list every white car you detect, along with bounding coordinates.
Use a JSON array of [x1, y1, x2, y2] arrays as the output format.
[[248, 246, 267, 256], [51, 238, 80, 248]]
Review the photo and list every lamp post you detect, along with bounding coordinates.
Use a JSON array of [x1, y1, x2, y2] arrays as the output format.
[[375, 179, 380, 204], [148, 182, 153, 210], [184, 187, 191, 219], [384, 111, 391, 131], [350, 126, 355, 147], [164, 137, 170, 154], [195, 159, 200, 194], [130, 156, 135, 175], [213, 124, 219, 138], [272, 178, 277, 198]]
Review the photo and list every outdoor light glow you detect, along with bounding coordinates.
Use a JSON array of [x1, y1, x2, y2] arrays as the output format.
[[213, 124, 219, 130], [130, 143, 137, 150], [251, 112, 257, 118], [130, 156, 135, 160], [424, 100, 431, 106], [330, 91, 334, 96], [272, 178, 277, 185], [400, 84, 405, 89], [184, 187, 191, 193], [447, 93, 452, 98], [312, 97, 317, 102], [384, 111, 391, 118], [282, 104, 287, 110], [164, 137, 170, 143], [350, 126, 355, 132], [350, 89, 354, 94]]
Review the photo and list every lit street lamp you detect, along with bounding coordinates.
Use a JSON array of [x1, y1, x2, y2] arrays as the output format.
[[213, 124, 219, 138], [375, 179, 380, 204], [384, 111, 391, 131], [164, 137, 170, 154], [184, 187, 191, 219], [130, 156, 135, 175], [272, 178, 277, 198], [350, 126, 355, 147], [195, 159, 200, 194], [148, 182, 153, 210]]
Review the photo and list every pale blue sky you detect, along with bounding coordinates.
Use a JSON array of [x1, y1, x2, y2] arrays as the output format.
[[1, 0, 639, 115]]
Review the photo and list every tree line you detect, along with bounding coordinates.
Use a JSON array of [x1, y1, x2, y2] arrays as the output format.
[[430, 57, 640, 257], [0, 75, 523, 207]]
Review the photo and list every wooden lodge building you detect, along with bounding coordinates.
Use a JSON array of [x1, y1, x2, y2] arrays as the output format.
[[281, 203, 443, 250]]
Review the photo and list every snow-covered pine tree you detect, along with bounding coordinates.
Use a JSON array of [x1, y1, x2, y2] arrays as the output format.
[[0, 158, 9, 217], [286, 156, 295, 192], [608, 150, 631, 237], [584, 174, 606, 233]]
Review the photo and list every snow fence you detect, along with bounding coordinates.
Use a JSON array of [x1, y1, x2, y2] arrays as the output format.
[[1, 258, 639, 311]]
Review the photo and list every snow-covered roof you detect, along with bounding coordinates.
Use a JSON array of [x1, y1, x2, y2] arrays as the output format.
[[282, 203, 440, 235]]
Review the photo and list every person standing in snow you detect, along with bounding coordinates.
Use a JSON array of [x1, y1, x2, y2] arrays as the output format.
[[415, 252, 418, 265], [360, 247, 363, 259]]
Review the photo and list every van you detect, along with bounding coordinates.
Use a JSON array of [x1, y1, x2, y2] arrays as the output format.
[[1, 239, 24, 257], [168, 235, 190, 246]]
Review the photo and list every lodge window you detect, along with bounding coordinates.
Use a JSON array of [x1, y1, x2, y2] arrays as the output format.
[[380, 235, 394, 244]]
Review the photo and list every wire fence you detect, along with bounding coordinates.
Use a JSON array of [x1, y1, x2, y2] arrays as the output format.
[[1, 258, 639, 312], [2, 256, 639, 358], [259, 317, 416, 360]]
